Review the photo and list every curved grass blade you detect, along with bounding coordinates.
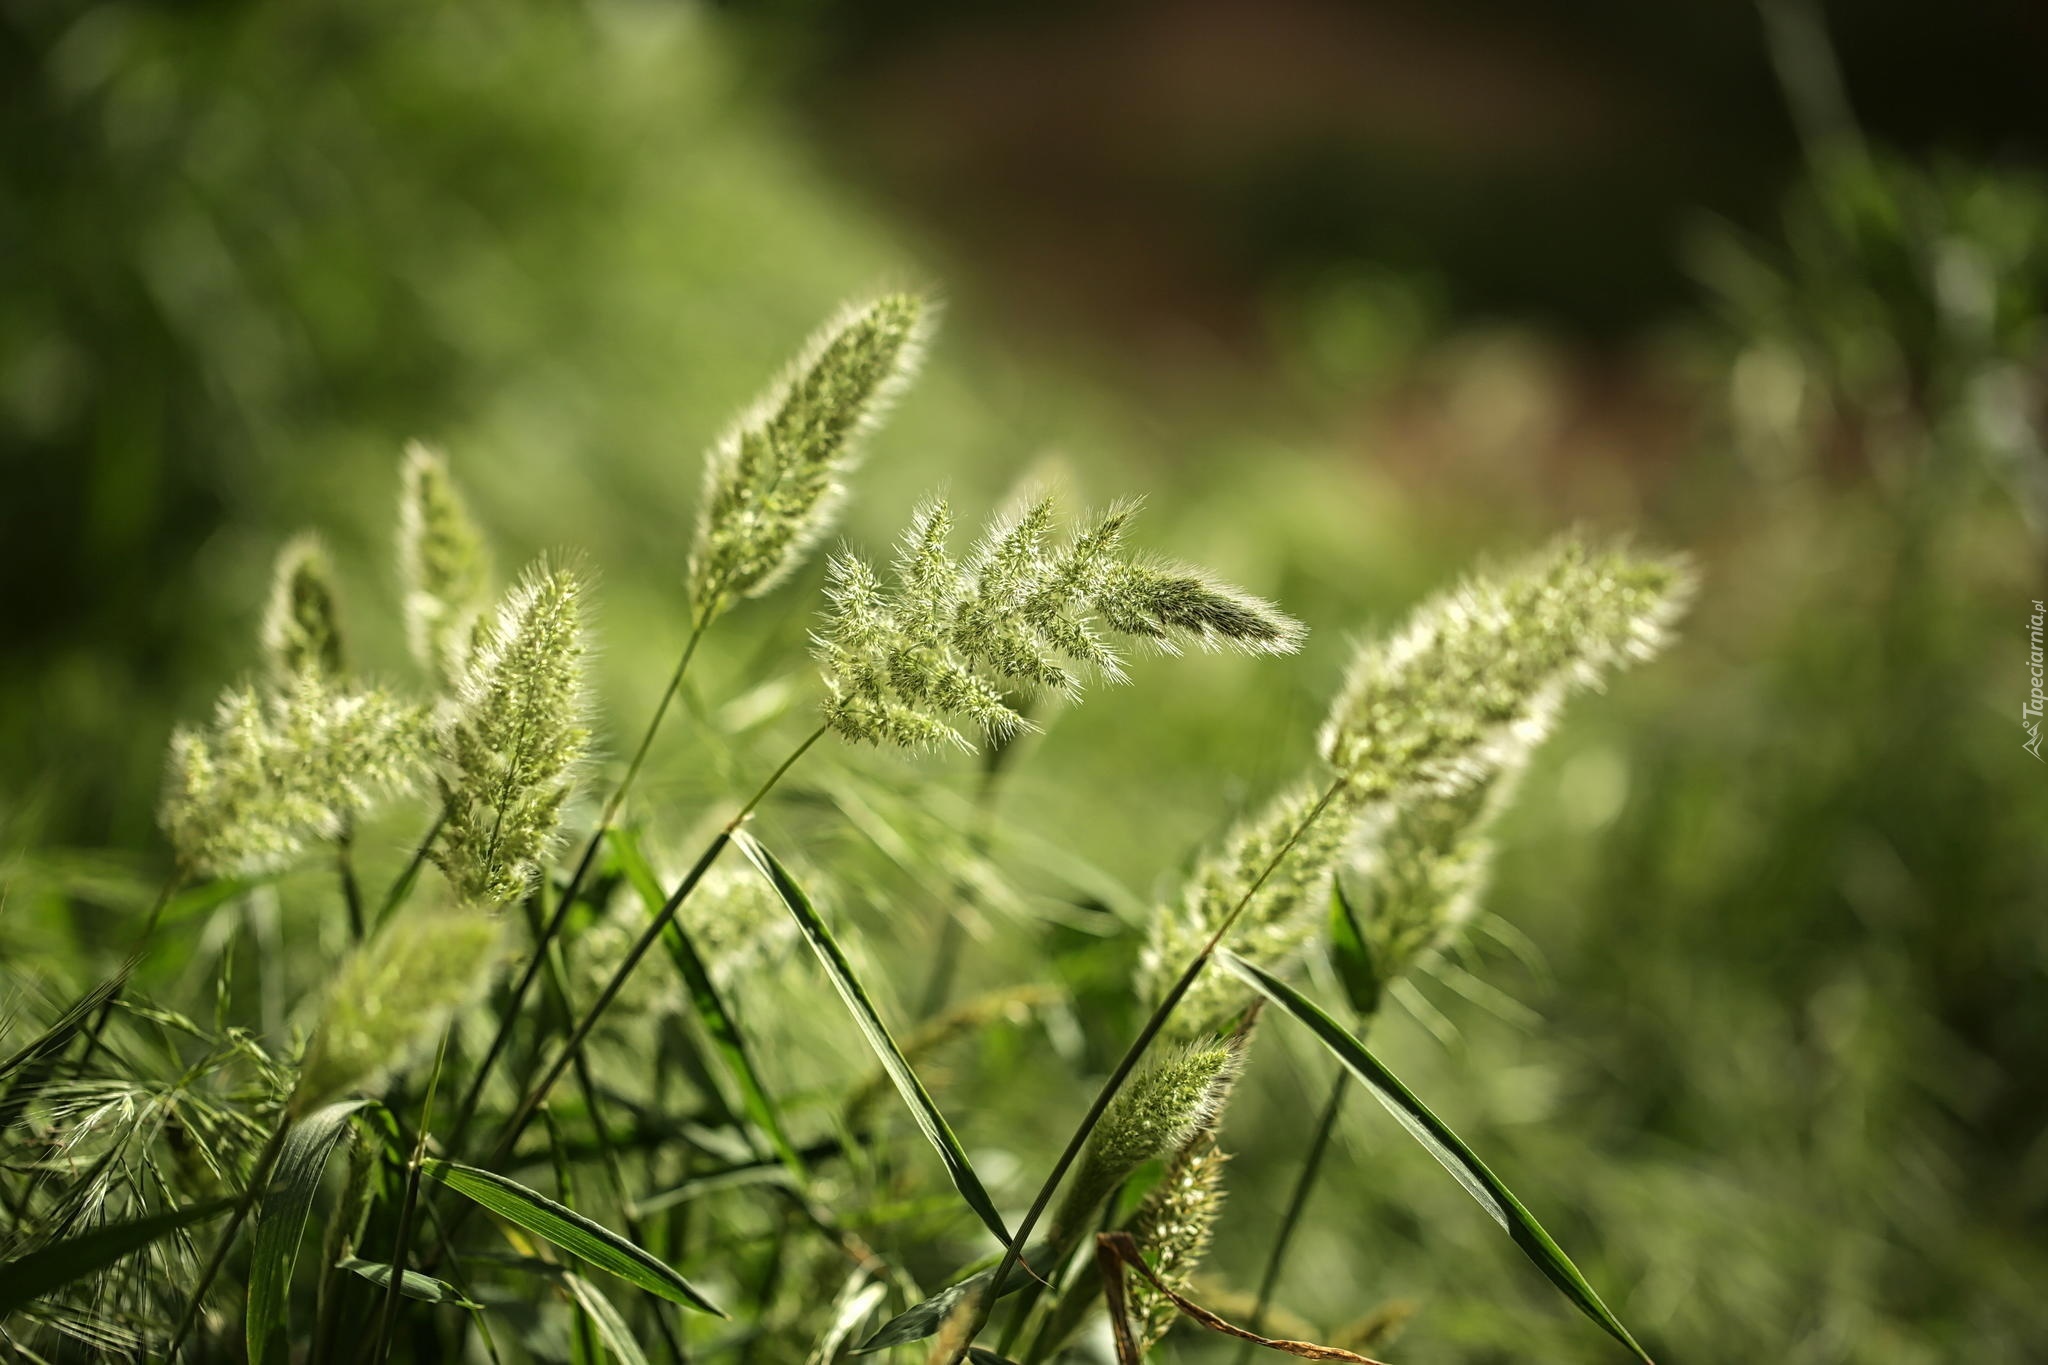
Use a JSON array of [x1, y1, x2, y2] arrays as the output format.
[[608, 827, 806, 1181], [0, 1196, 236, 1313], [1219, 952, 1653, 1362], [248, 1099, 370, 1365], [1325, 880, 1381, 1020], [339, 1257, 480, 1308], [733, 830, 1013, 1247], [565, 1273, 654, 1365], [422, 1159, 725, 1316], [850, 1241, 1054, 1354]]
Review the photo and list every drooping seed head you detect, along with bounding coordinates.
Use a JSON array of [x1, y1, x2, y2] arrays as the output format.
[[432, 560, 592, 907], [1319, 535, 1691, 799], [291, 906, 502, 1115], [816, 494, 1304, 751], [260, 533, 346, 683], [688, 293, 933, 620], [398, 442, 494, 688]]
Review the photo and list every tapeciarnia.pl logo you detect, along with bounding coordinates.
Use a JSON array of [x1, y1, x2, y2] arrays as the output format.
[[2027, 599, 2046, 761]]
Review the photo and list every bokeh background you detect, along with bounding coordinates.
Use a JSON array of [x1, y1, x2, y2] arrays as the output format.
[[4, 1, 2047, 1360]]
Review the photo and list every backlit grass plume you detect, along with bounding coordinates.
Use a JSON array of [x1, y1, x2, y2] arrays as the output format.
[[260, 534, 345, 683], [687, 293, 932, 621], [1319, 535, 1691, 798], [160, 677, 428, 879], [399, 443, 495, 688], [1054, 1038, 1242, 1238], [432, 561, 591, 907], [1126, 1132, 1230, 1352], [291, 906, 502, 1114], [816, 496, 1304, 750]]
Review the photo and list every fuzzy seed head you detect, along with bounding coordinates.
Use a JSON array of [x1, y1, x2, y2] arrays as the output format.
[[688, 293, 933, 619], [291, 907, 502, 1114], [1127, 1133, 1230, 1352], [159, 677, 429, 879], [1318, 536, 1691, 799], [432, 561, 592, 907], [261, 533, 346, 683], [816, 495, 1304, 751], [1058, 1039, 1242, 1236], [398, 442, 495, 688]]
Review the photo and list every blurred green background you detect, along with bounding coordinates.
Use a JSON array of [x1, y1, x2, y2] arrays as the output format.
[[4, 0, 2046, 1360]]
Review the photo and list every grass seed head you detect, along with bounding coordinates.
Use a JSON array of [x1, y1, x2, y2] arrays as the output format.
[[1126, 1132, 1230, 1351], [688, 293, 933, 620], [159, 677, 429, 879], [260, 533, 346, 683], [1057, 1038, 1243, 1237], [399, 442, 495, 688], [291, 906, 502, 1115], [816, 495, 1304, 751], [1319, 534, 1692, 799], [432, 559, 592, 907]]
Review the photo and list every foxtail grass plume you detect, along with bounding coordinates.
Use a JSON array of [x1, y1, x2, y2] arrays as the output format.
[[160, 677, 428, 879], [816, 496, 1304, 751], [687, 293, 932, 621], [399, 443, 495, 688], [433, 561, 591, 907], [1319, 535, 1691, 799], [260, 534, 346, 683], [291, 906, 502, 1115], [1126, 1132, 1230, 1352], [1054, 1038, 1242, 1238]]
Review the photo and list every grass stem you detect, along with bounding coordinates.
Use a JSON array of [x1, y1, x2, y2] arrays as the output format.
[[1235, 1070, 1348, 1362]]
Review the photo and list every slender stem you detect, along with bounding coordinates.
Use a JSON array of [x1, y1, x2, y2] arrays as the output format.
[[952, 777, 1352, 1360], [1235, 1071, 1349, 1362], [337, 824, 366, 942], [168, 1113, 292, 1359], [480, 723, 830, 1171], [375, 1027, 452, 1362], [446, 615, 713, 1155], [375, 809, 447, 931]]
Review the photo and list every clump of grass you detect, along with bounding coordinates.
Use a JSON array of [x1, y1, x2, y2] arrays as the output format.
[[16, 288, 1692, 1365]]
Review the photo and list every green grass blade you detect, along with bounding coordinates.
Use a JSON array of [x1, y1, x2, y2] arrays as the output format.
[[850, 1243, 1054, 1354], [0, 1195, 237, 1313], [422, 1158, 725, 1316], [1219, 951, 1654, 1363], [565, 1273, 654, 1365], [248, 1099, 370, 1365], [339, 1257, 480, 1308], [733, 830, 1013, 1248], [608, 826, 807, 1182], [1325, 879, 1382, 1020], [0, 969, 130, 1132]]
